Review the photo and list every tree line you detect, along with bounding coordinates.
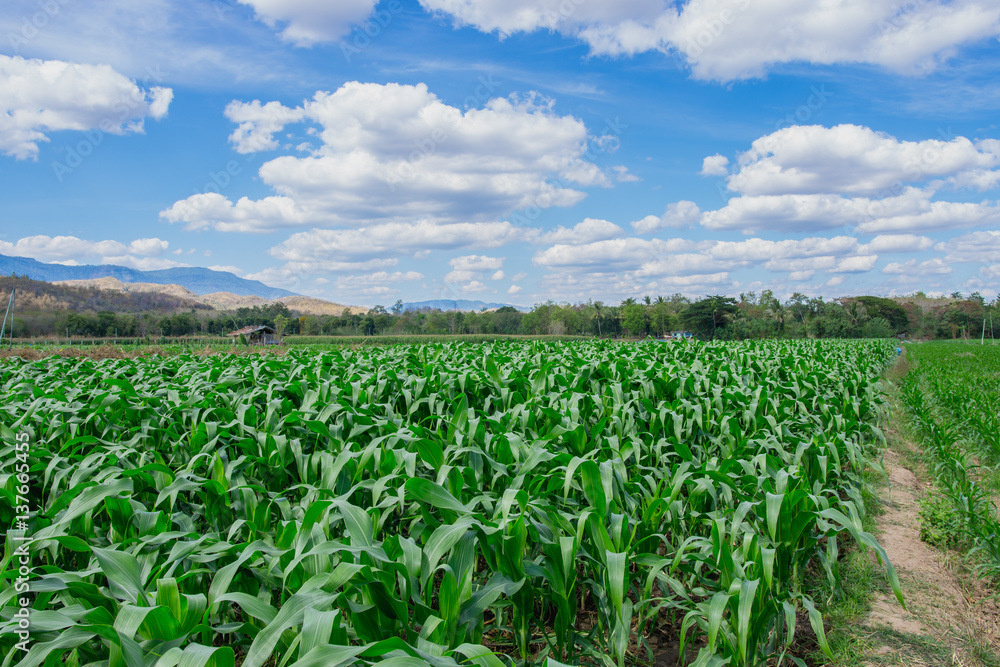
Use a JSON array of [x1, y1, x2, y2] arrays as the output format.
[[2, 270, 997, 342]]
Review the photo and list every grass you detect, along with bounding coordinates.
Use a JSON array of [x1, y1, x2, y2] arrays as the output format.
[[809, 345, 1000, 667]]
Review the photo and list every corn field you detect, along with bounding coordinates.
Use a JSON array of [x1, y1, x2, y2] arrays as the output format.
[[900, 342, 1000, 581], [0, 339, 902, 666]]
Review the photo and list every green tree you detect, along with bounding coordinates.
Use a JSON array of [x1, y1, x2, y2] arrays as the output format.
[[274, 314, 290, 338], [622, 301, 647, 337], [682, 295, 739, 339]]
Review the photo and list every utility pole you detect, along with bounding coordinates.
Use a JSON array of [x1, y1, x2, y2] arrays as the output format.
[[0, 288, 14, 348]]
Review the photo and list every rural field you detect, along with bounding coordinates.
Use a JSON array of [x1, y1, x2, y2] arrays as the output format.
[[899, 343, 1000, 580], [0, 337, 930, 667]]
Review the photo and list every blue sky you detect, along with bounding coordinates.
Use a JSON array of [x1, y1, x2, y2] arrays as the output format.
[[1, 0, 1000, 307]]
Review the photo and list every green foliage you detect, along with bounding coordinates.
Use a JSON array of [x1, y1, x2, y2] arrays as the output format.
[[859, 316, 894, 339], [853, 296, 910, 333], [0, 339, 902, 666], [918, 487, 969, 550], [901, 342, 1000, 579]]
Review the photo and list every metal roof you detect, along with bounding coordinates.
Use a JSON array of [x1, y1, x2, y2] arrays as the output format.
[[227, 325, 277, 336]]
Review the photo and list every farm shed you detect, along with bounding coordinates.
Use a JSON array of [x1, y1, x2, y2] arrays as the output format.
[[227, 324, 281, 345]]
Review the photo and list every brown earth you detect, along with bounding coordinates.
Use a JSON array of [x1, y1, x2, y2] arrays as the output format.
[[860, 438, 1000, 666], [53, 277, 360, 316]]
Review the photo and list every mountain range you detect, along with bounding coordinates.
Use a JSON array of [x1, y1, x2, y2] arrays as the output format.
[[0, 254, 296, 299]]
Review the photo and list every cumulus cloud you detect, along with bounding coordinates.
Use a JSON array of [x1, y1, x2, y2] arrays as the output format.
[[631, 201, 701, 233], [164, 82, 609, 232], [856, 198, 1000, 234], [417, 0, 1000, 82], [936, 230, 1000, 263], [238, 0, 380, 45], [540, 218, 625, 244], [830, 255, 879, 273], [533, 237, 698, 271], [700, 154, 729, 176], [444, 254, 507, 289], [0, 55, 172, 159], [226, 100, 306, 153], [160, 193, 308, 233], [334, 270, 424, 297], [696, 125, 1000, 235], [701, 194, 869, 232], [862, 234, 936, 253], [883, 258, 953, 275], [726, 125, 1000, 197], [0, 234, 181, 270], [257, 221, 528, 289]]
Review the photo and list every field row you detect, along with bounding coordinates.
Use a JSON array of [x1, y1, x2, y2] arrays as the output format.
[[0, 340, 900, 666], [901, 343, 1000, 580]]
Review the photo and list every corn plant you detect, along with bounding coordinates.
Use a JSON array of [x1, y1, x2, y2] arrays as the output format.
[[0, 339, 901, 666]]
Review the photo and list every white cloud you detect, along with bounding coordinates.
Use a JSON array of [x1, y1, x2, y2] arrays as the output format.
[[883, 258, 952, 276], [936, 230, 1000, 263], [237, 0, 380, 46], [831, 255, 879, 273], [702, 181, 1000, 235], [726, 125, 999, 197], [208, 265, 246, 276], [701, 194, 868, 232], [631, 201, 701, 233], [508, 284, 522, 294], [0, 55, 172, 160], [445, 255, 506, 290], [700, 154, 729, 176], [417, 0, 1000, 82], [165, 82, 606, 232], [0, 235, 176, 269], [226, 100, 306, 153], [269, 221, 528, 274], [160, 193, 307, 233], [449, 255, 505, 272], [540, 218, 625, 244], [533, 237, 697, 271], [856, 198, 1000, 234], [862, 234, 936, 253], [462, 280, 489, 293], [335, 271, 424, 297], [708, 235, 861, 262], [127, 238, 170, 256], [612, 165, 640, 182]]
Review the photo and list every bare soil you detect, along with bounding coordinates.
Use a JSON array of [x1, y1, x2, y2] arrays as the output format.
[[860, 438, 1000, 666]]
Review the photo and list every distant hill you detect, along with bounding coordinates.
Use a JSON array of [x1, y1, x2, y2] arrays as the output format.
[[55, 277, 357, 316], [0, 254, 296, 298], [0, 275, 210, 315], [402, 299, 527, 312]]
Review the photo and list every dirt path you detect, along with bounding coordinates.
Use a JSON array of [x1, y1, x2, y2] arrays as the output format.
[[859, 440, 1000, 666]]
